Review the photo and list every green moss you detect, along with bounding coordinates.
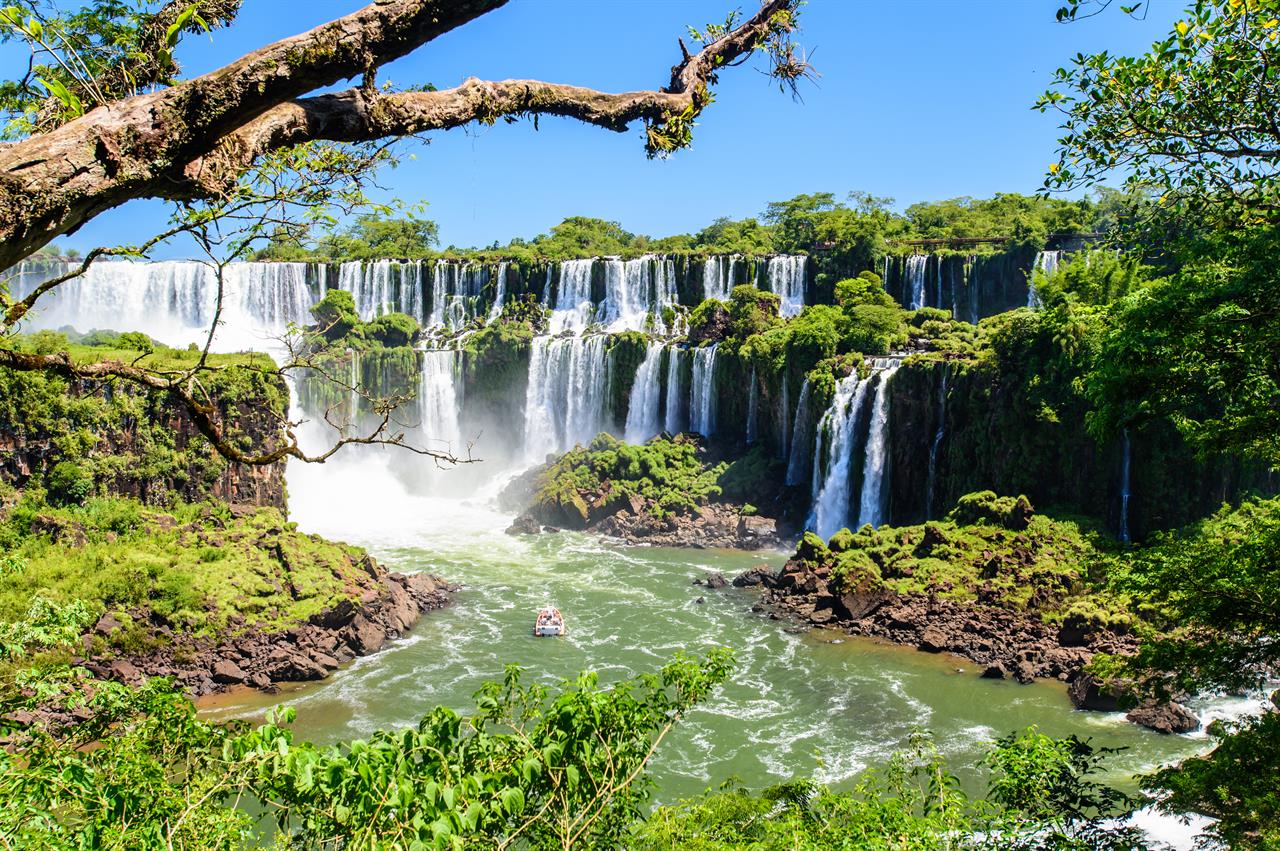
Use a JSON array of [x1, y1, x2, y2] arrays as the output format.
[[2, 335, 287, 506], [806, 492, 1122, 620], [0, 495, 377, 640]]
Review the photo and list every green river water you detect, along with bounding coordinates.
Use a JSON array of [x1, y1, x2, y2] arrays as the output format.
[[198, 454, 1260, 843]]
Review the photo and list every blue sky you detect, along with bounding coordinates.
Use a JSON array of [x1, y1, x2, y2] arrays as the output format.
[[33, 0, 1183, 256]]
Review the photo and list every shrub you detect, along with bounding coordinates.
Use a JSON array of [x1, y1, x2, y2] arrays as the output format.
[[46, 461, 93, 506]]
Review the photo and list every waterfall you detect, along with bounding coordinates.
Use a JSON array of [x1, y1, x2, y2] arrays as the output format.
[[9, 259, 316, 350], [624, 342, 665, 443], [337, 260, 406, 320], [1028, 250, 1061, 309], [935, 255, 944, 311], [689, 344, 719, 436], [702, 255, 740, 302], [746, 368, 759, 443], [429, 261, 484, 332], [663, 346, 685, 435], [418, 349, 462, 458], [808, 372, 874, 539], [906, 255, 929, 310], [600, 255, 679, 333], [1120, 430, 1132, 543], [784, 378, 812, 486], [523, 335, 608, 461], [766, 255, 807, 317], [487, 261, 509, 321], [925, 363, 950, 520], [856, 360, 900, 528], [551, 259, 594, 333]]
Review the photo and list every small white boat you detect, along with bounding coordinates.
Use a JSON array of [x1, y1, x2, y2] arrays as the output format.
[[534, 606, 565, 637]]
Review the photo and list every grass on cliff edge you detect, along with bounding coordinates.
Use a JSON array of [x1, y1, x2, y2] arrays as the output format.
[[799, 491, 1134, 631], [0, 492, 374, 649]]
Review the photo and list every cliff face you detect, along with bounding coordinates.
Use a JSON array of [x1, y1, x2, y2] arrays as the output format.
[[883, 357, 1274, 538], [0, 363, 288, 510]]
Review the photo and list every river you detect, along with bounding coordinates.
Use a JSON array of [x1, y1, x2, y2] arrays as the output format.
[[197, 447, 1257, 817]]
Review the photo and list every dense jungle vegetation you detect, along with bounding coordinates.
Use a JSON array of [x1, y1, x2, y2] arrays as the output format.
[[1, 0, 1279, 848]]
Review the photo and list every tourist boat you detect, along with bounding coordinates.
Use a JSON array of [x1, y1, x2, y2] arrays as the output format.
[[533, 606, 566, 637]]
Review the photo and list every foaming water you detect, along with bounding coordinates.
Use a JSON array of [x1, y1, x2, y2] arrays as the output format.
[[205, 449, 1233, 811]]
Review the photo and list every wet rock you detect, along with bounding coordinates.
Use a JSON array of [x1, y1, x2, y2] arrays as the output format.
[[703, 571, 728, 589], [982, 663, 1007, 679], [505, 514, 541, 536], [1126, 701, 1200, 734], [1067, 673, 1125, 712], [1013, 661, 1037, 684], [918, 626, 949, 653], [210, 659, 246, 684], [344, 615, 387, 657], [732, 564, 773, 588]]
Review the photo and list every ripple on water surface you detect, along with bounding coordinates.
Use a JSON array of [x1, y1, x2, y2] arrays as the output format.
[[199, 454, 1235, 810]]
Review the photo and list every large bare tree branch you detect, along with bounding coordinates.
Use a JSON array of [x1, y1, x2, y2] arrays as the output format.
[[0, 0, 796, 270]]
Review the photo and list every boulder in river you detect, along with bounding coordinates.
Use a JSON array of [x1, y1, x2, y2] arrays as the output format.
[[1126, 701, 1201, 735]]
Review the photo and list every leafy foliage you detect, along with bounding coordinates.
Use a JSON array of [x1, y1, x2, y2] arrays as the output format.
[[1040, 0, 1280, 226], [635, 729, 1145, 850], [1095, 495, 1280, 699]]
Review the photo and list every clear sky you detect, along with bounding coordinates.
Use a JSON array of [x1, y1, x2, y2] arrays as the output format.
[[31, 0, 1183, 256]]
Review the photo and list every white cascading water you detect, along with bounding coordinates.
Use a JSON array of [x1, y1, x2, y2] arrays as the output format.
[[550, 259, 595, 333], [906, 254, 929, 310], [624, 342, 665, 443], [808, 372, 874, 539], [856, 360, 900, 528], [417, 349, 463, 461], [746, 368, 759, 444], [599, 255, 680, 333], [1028, 250, 1061, 309], [9, 259, 314, 351], [663, 346, 684, 435], [784, 378, 812, 486], [925, 363, 950, 520], [338, 260, 394, 320], [702, 255, 741, 302], [766, 255, 807, 317], [806, 359, 900, 537], [487, 262, 509, 321], [429, 261, 485, 332], [689, 344, 719, 436], [522, 334, 608, 462]]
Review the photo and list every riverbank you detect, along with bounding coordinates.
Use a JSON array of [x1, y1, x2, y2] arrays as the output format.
[[734, 493, 1202, 734], [0, 495, 457, 704]]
